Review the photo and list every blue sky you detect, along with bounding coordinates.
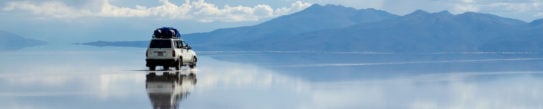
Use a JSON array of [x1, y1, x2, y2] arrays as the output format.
[[1, 0, 542, 42]]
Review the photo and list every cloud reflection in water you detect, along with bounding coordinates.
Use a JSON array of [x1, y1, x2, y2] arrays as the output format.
[[0, 53, 541, 109], [192, 57, 543, 109]]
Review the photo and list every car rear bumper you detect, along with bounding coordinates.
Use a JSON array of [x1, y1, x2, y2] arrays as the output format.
[[146, 59, 176, 66]]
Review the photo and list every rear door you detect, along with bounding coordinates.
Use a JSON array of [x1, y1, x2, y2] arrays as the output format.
[[147, 40, 173, 59]]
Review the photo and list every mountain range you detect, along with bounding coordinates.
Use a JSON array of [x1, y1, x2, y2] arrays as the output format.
[[81, 4, 543, 52], [0, 31, 46, 51]]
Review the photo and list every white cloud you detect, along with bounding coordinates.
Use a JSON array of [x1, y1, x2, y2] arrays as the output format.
[[275, 1, 312, 15], [2, 1, 92, 19], [377, 0, 543, 21], [453, 0, 480, 13], [2, 0, 312, 22], [486, 1, 542, 12], [536, 12, 543, 18], [476, 0, 543, 21], [3, 0, 542, 22], [454, 5, 480, 13], [462, 0, 475, 3]]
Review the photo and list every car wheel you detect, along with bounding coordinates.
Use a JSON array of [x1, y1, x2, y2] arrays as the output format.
[[146, 72, 156, 78], [189, 73, 195, 77], [164, 66, 170, 70], [175, 60, 181, 70], [189, 57, 197, 68], [149, 66, 156, 71]]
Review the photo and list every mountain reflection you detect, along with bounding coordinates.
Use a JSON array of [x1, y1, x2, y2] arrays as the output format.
[[145, 71, 197, 109]]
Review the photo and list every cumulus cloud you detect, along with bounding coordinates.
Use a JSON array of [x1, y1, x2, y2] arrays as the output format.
[[377, 0, 543, 21], [2, 1, 93, 19], [484, 1, 543, 14], [2, 0, 312, 22], [476, 0, 543, 21], [486, 1, 542, 12], [453, 0, 480, 13], [453, 0, 543, 19]]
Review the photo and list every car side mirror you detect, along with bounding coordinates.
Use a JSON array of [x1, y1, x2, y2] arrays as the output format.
[[186, 46, 192, 49]]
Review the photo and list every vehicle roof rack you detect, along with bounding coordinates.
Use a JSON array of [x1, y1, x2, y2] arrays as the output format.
[[153, 27, 182, 39]]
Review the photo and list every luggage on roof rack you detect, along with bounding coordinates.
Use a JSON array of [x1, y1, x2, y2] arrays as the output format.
[[153, 27, 181, 39]]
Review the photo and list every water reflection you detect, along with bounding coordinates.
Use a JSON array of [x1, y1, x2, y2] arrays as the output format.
[[146, 71, 197, 109], [2, 50, 543, 109]]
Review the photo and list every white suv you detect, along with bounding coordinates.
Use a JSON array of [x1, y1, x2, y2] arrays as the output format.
[[146, 38, 197, 70]]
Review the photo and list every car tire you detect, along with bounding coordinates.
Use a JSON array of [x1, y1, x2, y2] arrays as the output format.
[[164, 66, 170, 70], [146, 72, 156, 78], [189, 73, 195, 77], [149, 66, 156, 71], [175, 60, 181, 70], [189, 57, 197, 68]]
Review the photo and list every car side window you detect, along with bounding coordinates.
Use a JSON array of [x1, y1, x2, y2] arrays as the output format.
[[171, 40, 177, 48], [176, 40, 183, 48], [182, 41, 188, 47]]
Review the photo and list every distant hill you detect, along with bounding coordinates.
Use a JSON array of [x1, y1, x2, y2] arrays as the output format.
[[80, 4, 543, 52], [479, 19, 543, 52], [75, 40, 147, 48], [0, 31, 46, 51], [184, 4, 399, 50], [245, 10, 527, 52]]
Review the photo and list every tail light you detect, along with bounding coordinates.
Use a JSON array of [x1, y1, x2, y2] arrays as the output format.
[[172, 50, 175, 57]]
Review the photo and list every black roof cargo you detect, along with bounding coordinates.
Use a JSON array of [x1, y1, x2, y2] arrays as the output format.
[[153, 27, 181, 39]]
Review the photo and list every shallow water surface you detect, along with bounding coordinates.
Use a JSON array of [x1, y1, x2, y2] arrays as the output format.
[[1, 47, 542, 109]]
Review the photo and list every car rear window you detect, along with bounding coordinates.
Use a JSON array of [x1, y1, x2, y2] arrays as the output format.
[[149, 40, 172, 48]]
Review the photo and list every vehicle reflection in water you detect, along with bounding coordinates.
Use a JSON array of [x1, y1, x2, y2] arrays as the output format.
[[145, 70, 197, 109]]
